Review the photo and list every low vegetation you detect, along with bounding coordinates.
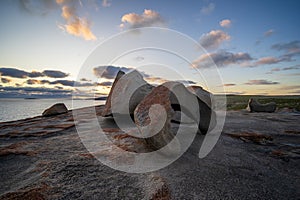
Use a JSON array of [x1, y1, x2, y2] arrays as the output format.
[[225, 95, 300, 111]]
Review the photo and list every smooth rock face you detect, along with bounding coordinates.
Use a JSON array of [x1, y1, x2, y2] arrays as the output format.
[[42, 103, 68, 117], [187, 86, 212, 108], [101, 70, 125, 117], [134, 81, 215, 150], [101, 70, 153, 117], [247, 98, 276, 113]]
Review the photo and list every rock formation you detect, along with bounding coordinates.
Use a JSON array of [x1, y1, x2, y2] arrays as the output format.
[[134, 81, 216, 150], [101, 70, 153, 117], [247, 98, 276, 113], [187, 85, 212, 108], [42, 103, 68, 117]]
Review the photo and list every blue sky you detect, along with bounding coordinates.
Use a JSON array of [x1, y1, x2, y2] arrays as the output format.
[[0, 0, 299, 97]]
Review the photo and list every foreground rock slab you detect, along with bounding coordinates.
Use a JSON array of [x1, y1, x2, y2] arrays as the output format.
[[0, 106, 299, 199]]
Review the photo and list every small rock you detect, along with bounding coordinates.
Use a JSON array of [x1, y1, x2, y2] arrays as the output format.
[[42, 103, 68, 117], [246, 98, 276, 113]]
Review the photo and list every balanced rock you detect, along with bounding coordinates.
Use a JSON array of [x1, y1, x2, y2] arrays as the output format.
[[247, 98, 276, 113], [42, 103, 68, 117], [134, 81, 216, 150], [101, 70, 154, 117]]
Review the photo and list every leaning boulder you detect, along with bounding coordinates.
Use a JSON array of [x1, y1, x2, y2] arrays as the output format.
[[101, 70, 154, 117], [187, 86, 213, 108], [247, 98, 276, 113], [134, 81, 216, 150], [42, 103, 68, 117]]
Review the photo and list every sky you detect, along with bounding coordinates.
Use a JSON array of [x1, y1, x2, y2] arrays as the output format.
[[0, 0, 299, 98]]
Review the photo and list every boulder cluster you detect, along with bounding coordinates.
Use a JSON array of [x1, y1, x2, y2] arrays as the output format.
[[101, 70, 217, 150]]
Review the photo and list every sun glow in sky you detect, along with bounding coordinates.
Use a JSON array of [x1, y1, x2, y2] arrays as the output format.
[[0, 0, 299, 98]]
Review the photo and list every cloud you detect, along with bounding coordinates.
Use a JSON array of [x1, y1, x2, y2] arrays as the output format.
[[93, 66, 132, 79], [28, 71, 44, 78], [26, 79, 40, 85], [0, 67, 29, 78], [19, 0, 58, 15], [42, 70, 69, 78], [199, 30, 230, 50], [80, 78, 91, 82], [0, 86, 73, 98], [267, 65, 300, 74], [120, 9, 165, 29], [57, 1, 96, 40], [0, 67, 70, 79], [192, 50, 253, 68], [201, 3, 215, 15], [254, 57, 283, 65], [245, 80, 279, 85], [264, 29, 274, 37], [223, 83, 236, 87], [271, 40, 300, 53], [144, 76, 169, 84], [97, 81, 113, 86], [176, 80, 197, 85], [219, 19, 231, 28], [102, 0, 111, 7], [50, 80, 94, 87], [1, 77, 11, 83]]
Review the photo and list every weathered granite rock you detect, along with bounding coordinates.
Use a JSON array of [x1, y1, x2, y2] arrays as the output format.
[[134, 81, 216, 150], [187, 85, 212, 108], [42, 103, 68, 117], [101, 70, 154, 117], [247, 98, 276, 113]]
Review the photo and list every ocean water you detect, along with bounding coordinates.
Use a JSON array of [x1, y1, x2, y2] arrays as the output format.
[[0, 98, 105, 122]]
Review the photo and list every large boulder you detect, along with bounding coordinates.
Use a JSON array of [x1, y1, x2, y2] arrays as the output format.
[[187, 86, 212, 108], [134, 81, 216, 150], [42, 103, 68, 117], [101, 70, 154, 117], [247, 98, 276, 113]]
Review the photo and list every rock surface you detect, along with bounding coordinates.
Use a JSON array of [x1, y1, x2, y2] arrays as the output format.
[[101, 70, 153, 117], [187, 85, 212, 108], [134, 82, 215, 150], [42, 103, 68, 117], [247, 98, 276, 113], [0, 106, 299, 199]]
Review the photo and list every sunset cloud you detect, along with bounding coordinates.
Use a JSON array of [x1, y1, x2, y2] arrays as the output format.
[[245, 79, 279, 85], [223, 83, 236, 87], [42, 70, 69, 78], [0, 67, 69, 79], [254, 57, 282, 65], [200, 3, 215, 15], [192, 51, 252, 68], [219, 19, 231, 28], [199, 30, 230, 50], [1, 77, 11, 83], [120, 9, 165, 29], [59, 5, 97, 40]]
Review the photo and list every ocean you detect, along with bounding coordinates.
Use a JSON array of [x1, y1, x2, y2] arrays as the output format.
[[0, 98, 105, 122]]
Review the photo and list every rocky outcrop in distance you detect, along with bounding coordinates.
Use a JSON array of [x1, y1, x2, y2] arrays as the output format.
[[247, 98, 276, 113]]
